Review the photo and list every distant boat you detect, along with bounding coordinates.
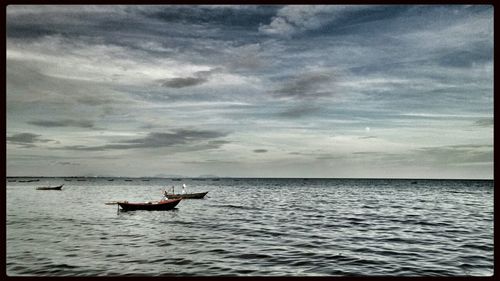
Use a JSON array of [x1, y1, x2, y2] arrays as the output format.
[[36, 184, 63, 190], [124, 179, 133, 182], [22, 179, 39, 182], [64, 179, 72, 181], [164, 191, 208, 199], [142, 179, 150, 181], [108, 179, 114, 181], [110, 199, 182, 211], [172, 178, 182, 181], [411, 181, 418, 184]]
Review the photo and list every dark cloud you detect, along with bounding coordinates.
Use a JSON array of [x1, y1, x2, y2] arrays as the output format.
[[474, 118, 493, 127], [146, 6, 277, 29], [316, 155, 343, 160], [28, 119, 94, 128], [438, 49, 492, 68], [7, 133, 53, 147], [59, 129, 229, 151], [253, 149, 268, 153], [414, 144, 493, 165], [278, 105, 320, 118], [158, 68, 224, 88], [76, 96, 118, 106], [159, 77, 208, 88], [56, 161, 80, 166], [346, 145, 493, 166], [182, 159, 238, 164], [352, 151, 386, 155], [273, 71, 335, 100]]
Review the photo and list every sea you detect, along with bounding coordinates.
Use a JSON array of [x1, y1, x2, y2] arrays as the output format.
[[6, 177, 493, 276]]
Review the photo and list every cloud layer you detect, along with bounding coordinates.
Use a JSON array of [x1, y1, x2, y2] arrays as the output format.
[[6, 5, 493, 178]]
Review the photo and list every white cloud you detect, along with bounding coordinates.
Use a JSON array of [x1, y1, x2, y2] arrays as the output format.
[[259, 5, 374, 36], [7, 36, 212, 86], [396, 12, 492, 51]]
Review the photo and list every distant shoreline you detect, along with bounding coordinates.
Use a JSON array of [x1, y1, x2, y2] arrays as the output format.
[[5, 176, 493, 181]]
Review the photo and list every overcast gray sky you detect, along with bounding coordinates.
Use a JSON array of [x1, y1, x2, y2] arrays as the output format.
[[6, 5, 493, 178]]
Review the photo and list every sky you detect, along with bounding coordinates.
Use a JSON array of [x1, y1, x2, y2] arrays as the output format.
[[6, 5, 493, 179]]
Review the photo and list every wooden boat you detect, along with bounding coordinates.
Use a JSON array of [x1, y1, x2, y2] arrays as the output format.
[[116, 199, 181, 211], [36, 184, 64, 190], [164, 191, 208, 199]]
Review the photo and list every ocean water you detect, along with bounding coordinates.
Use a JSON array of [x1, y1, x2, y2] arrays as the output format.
[[6, 178, 493, 276]]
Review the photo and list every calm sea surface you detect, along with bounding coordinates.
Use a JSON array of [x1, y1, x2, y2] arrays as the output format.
[[6, 178, 493, 276]]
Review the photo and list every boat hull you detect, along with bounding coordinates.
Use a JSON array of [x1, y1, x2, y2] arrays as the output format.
[[36, 184, 63, 190], [164, 191, 208, 199], [118, 199, 181, 211]]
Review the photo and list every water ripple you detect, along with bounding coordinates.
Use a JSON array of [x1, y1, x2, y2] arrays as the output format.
[[6, 178, 493, 276]]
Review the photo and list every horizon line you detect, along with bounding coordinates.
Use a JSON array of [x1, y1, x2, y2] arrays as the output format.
[[5, 176, 493, 181]]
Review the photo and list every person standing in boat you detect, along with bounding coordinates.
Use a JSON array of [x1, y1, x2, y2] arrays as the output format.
[[182, 184, 187, 194]]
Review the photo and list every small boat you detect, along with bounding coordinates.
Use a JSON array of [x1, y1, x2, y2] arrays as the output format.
[[172, 178, 182, 181], [115, 199, 181, 211], [164, 191, 208, 199], [108, 179, 114, 181], [36, 184, 64, 190], [124, 179, 133, 182]]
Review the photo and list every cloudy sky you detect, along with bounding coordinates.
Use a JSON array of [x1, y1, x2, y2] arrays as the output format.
[[6, 5, 493, 178]]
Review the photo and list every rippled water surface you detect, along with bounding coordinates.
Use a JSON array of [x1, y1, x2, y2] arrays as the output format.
[[6, 178, 493, 276]]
